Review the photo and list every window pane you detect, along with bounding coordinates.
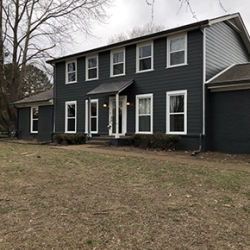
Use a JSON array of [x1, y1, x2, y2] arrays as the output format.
[[33, 108, 38, 119], [91, 103, 97, 116], [88, 68, 97, 79], [91, 117, 97, 131], [139, 45, 151, 58], [68, 72, 75, 82], [68, 119, 75, 131], [33, 120, 38, 132], [113, 51, 124, 63], [170, 51, 185, 65], [170, 114, 184, 132], [139, 58, 151, 71], [139, 116, 151, 132], [88, 57, 97, 68], [170, 37, 185, 52], [170, 95, 184, 113], [68, 104, 75, 117], [68, 62, 75, 72], [139, 98, 151, 114], [113, 63, 124, 75]]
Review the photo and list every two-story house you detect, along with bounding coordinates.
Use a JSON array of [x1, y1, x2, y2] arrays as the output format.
[[13, 13, 250, 154]]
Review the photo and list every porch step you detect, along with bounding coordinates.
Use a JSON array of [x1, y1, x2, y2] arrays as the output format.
[[87, 140, 111, 146]]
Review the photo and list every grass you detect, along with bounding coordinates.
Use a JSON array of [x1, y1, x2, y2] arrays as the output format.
[[0, 141, 250, 249]]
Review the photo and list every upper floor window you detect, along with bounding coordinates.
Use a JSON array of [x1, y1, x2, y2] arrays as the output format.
[[65, 101, 77, 133], [111, 49, 125, 77], [86, 55, 98, 81], [31, 107, 38, 133], [66, 60, 77, 84], [166, 90, 187, 134], [136, 42, 154, 72], [167, 33, 187, 68]]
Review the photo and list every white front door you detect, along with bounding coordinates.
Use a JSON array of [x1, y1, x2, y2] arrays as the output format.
[[109, 96, 127, 135]]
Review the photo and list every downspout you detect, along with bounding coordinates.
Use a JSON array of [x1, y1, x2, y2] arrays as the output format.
[[191, 133, 202, 156], [51, 63, 56, 142]]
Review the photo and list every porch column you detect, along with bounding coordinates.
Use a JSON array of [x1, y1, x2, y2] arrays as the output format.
[[115, 93, 119, 139], [88, 96, 92, 138]]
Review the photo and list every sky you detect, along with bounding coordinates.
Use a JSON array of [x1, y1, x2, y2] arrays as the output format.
[[64, 0, 250, 56]]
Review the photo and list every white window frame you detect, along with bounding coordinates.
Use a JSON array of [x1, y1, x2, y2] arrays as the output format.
[[136, 93, 153, 134], [66, 60, 77, 84], [167, 33, 187, 68], [110, 48, 125, 77], [86, 55, 99, 81], [65, 101, 77, 133], [136, 42, 154, 73], [166, 90, 187, 135], [30, 106, 38, 133], [85, 99, 99, 134]]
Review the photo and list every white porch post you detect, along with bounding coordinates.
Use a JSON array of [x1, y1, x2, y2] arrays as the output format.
[[88, 96, 92, 138], [115, 93, 119, 138]]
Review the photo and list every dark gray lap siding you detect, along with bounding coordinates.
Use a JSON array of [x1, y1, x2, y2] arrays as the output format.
[[54, 30, 204, 150], [206, 89, 250, 154]]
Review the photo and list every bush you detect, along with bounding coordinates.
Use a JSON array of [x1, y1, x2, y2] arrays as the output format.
[[53, 134, 86, 145], [130, 134, 181, 150]]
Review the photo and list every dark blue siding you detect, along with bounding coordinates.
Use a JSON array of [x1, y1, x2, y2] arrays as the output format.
[[206, 89, 250, 154], [18, 107, 34, 140], [206, 21, 250, 81], [54, 29, 204, 150]]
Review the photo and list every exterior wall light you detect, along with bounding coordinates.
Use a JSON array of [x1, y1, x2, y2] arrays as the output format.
[[126, 102, 131, 106], [103, 103, 108, 108]]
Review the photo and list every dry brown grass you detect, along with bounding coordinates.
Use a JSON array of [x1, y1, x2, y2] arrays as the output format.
[[0, 141, 250, 249]]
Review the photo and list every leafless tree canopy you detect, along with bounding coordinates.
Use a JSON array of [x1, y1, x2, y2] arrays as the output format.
[[107, 22, 165, 44], [0, 0, 112, 133]]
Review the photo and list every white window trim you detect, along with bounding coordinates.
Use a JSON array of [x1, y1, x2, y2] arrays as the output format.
[[136, 42, 154, 73], [110, 48, 126, 77], [166, 90, 187, 135], [65, 101, 77, 133], [85, 99, 99, 134], [66, 60, 77, 84], [136, 93, 153, 134], [30, 106, 38, 134], [167, 33, 187, 68], [86, 55, 99, 81]]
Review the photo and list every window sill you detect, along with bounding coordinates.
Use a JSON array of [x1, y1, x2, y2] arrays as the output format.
[[110, 73, 126, 78], [166, 132, 187, 135], [30, 132, 38, 134], [136, 69, 154, 74], [65, 131, 76, 134], [166, 63, 188, 69], [85, 78, 99, 82], [136, 131, 153, 134], [66, 81, 77, 84]]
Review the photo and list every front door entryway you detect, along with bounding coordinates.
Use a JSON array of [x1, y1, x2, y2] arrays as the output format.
[[109, 96, 127, 135]]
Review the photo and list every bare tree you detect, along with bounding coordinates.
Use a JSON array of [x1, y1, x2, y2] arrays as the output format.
[[0, 0, 112, 134], [107, 22, 165, 44]]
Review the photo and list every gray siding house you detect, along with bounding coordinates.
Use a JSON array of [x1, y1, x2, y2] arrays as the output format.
[[14, 13, 250, 153]]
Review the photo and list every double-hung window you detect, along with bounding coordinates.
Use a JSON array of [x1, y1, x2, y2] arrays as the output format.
[[167, 33, 187, 67], [136, 94, 153, 134], [85, 99, 98, 133], [66, 60, 77, 83], [86, 55, 98, 80], [166, 90, 187, 134], [137, 42, 153, 72], [111, 49, 125, 76], [31, 107, 38, 133], [65, 101, 77, 133]]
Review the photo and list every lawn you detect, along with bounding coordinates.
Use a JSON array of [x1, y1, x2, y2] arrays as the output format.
[[0, 142, 250, 249]]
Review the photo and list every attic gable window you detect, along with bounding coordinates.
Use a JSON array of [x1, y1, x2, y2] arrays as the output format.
[[31, 107, 38, 133], [111, 49, 125, 77], [66, 60, 77, 84], [136, 42, 154, 72], [167, 33, 187, 68], [86, 55, 98, 81]]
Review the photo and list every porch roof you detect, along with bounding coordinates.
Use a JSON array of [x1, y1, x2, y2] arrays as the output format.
[[86, 79, 133, 97]]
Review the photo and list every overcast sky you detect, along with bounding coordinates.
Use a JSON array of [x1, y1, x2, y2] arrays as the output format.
[[64, 0, 250, 55]]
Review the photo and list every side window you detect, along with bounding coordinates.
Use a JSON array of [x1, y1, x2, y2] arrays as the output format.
[[166, 90, 187, 134], [136, 94, 153, 134], [31, 107, 38, 133], [167, 33, 187, 68], [65, 101, 77, 133], [136, 42, 153, 72], [111, 49, 125, 77], [86, 55, 98, 81], [85, 99, 98, 133], [66, 60, 77, 83]]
